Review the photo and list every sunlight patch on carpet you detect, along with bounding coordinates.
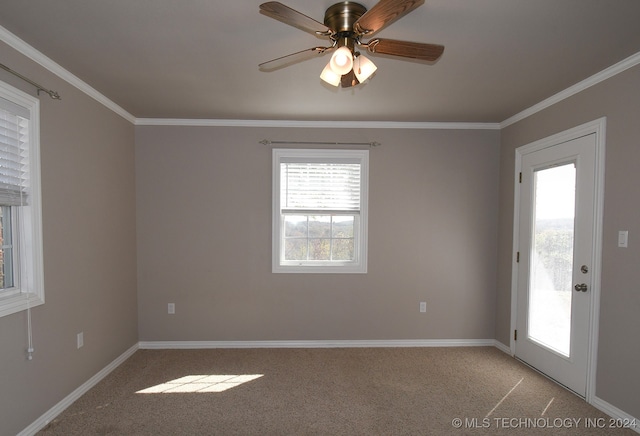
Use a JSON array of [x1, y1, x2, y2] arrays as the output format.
[[485, 377, 524, 418], [136, 374, 264, 394], [541, 397, 555, 415]]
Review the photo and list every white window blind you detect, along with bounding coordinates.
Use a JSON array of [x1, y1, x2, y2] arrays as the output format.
[[280, 162, 361, 211], [0, 99, 30, 206]]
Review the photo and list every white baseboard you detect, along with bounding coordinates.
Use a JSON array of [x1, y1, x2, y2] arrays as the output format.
[[138, 338, 499, 349], [591, 395, 640, 434], [493, 340, 511, 355], [18, 343, 139, 436]]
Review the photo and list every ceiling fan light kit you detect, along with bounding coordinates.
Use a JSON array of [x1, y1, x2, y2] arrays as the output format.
[[328, 46, 355, 75], [354, 53, 377, 83], [259, 0, 444, 88], [320, 63, 342, 86]]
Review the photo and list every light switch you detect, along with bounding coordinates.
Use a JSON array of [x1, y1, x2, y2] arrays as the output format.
[[618, 231, 628, 248]]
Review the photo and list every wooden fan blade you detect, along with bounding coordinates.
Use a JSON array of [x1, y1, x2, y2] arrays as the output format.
[[260, 2, 331, 36], [259, 47, 332, 71], [367, 38, 444, 61], [354, 0, 425, 36]]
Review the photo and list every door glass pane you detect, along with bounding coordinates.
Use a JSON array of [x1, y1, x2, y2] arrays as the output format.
[[528, 163, 576, 357]]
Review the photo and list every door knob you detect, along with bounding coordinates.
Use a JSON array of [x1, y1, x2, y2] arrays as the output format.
[[574, 283, 588, 292]]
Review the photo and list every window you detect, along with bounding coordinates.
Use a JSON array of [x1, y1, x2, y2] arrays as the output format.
[[272, 148, 368, 273], [0, 81, 44, 318]]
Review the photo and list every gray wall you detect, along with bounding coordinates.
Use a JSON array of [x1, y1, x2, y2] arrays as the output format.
[[0, 43, 138, 435], [496, 64, 640, 418], [135, 126, 500, 342]]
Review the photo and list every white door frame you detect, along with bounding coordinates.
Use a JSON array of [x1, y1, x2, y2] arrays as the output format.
[[510, 117, 606, 402]]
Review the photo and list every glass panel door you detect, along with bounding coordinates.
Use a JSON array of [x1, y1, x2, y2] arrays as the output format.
[[515, 129, 601, 397]]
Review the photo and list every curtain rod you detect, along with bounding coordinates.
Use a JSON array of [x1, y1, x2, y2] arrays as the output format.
[[260, 139, 381, 147], [0, 63, 61, 100]]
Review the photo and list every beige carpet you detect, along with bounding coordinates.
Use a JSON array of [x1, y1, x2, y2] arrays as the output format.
[[39, 347, 635, 435]]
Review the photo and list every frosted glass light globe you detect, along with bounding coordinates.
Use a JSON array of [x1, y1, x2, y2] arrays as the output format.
[[329, 47, 354, 75]]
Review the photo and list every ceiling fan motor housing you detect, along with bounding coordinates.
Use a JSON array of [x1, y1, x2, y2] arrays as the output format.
[[324, 2, 367, 50]]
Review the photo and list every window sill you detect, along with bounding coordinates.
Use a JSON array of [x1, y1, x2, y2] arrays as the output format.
[[0, 292, 44, 318], [272, 264, 367, 274]]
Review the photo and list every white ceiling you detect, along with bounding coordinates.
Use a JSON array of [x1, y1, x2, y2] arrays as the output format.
[[1, 0, 640, 123]]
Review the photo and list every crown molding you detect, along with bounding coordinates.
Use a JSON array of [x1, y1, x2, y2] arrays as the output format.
[[501, 51, 640, 128], [3, 23, 638, 130], [134, 118, 501, 130], [0, 25, 136, 124]]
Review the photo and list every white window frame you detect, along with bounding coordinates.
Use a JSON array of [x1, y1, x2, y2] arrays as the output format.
[[272, 148, 368, 273], [0, 81, 44, 318]]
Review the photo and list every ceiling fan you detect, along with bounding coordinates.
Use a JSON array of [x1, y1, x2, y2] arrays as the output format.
[[259, 0, 444, 88]]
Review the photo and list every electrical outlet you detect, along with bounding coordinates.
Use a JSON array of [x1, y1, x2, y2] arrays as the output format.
[[168, 303, 175, 314], [77, 332, 84, 349], [420, 302, 427, 313]]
